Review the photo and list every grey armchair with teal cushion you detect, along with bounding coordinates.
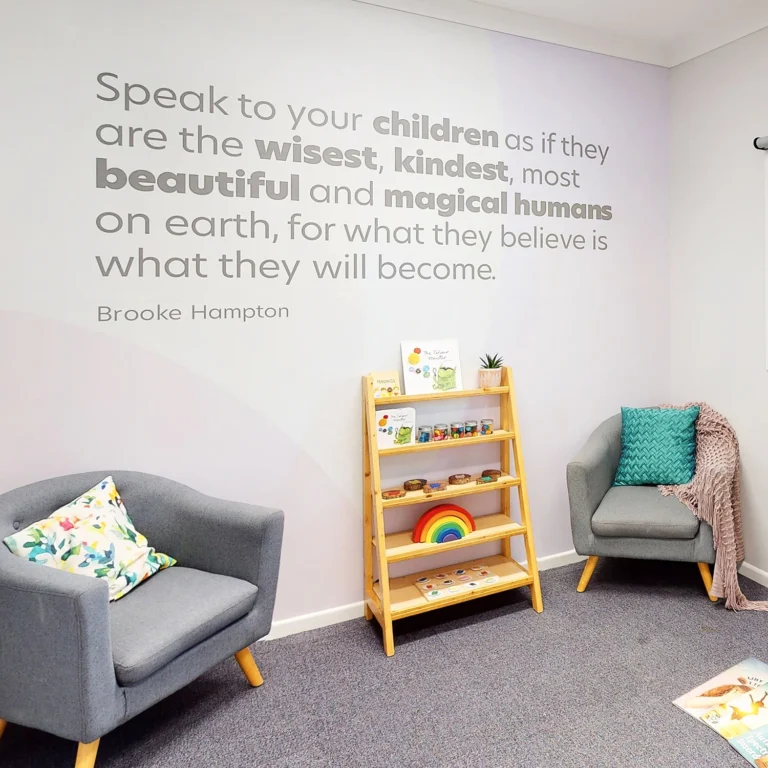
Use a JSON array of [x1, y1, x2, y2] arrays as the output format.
[[0, 471, 284, 768], [566, 414, 716, 598]]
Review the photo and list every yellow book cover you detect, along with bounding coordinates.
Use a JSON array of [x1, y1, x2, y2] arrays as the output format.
[[701, 683, 768, 739], [371, 370, 401, 398]]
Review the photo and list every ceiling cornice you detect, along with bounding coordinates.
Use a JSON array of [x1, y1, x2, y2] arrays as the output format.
[[353, 0, 768, 68]]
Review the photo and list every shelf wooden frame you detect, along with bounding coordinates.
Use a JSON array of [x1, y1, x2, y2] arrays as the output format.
[[362, 366, 543, 656], [382, 472, 519, 508], [373, 553, 532, 618], [378, 513, 526, 562], [374, 386, 509, 406], [378, 429, 514, 456]]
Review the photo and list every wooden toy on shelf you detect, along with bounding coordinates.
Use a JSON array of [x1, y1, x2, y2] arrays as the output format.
[[411, 503, 476, 544], [362, 366, 544, 656], [423, 482, 448, 496]]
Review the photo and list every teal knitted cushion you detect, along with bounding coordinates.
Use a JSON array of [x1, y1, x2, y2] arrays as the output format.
[[614, 406, 700, 486]]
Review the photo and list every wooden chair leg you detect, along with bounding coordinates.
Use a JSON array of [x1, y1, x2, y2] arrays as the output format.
[[577, 556, 599, 593], [75, 739, 100, 768], [235, 647, 264, 687], [697, 562, 718, 602], [0, 719, 7, 741]]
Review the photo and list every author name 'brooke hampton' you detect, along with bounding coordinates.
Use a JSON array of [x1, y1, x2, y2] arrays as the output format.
[[97, 305, 289, 323]]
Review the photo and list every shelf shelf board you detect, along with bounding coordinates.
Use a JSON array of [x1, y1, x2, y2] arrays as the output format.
[[378, 429, 514, 456], [381, 513, 526, 562], [373, 554, 532, 619], [381, 473, 520, 508], [373, 386, 509, 406]]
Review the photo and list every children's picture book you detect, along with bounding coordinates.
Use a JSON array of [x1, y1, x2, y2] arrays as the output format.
[[371, 370, 402, 399], [674, 658, 768, 766], [701, 682, 768, 740], [674, 658, 768, 719], [374, 407, 415, 449], [400, 339, 463, 395], [414, 565, 499, 602], [730, 725, 768, 767]]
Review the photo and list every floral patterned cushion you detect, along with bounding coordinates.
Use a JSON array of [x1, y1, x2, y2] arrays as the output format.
[[3, 476, 175, 600]]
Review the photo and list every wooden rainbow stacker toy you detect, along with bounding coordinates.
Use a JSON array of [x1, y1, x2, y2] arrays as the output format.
[[362, 366, 543, 656]]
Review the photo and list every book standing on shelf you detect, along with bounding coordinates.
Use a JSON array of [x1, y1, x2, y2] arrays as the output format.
[[400, 339, 463, 395]]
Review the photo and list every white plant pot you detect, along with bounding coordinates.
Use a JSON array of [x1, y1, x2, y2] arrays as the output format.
[[478, 368, 502, 388]]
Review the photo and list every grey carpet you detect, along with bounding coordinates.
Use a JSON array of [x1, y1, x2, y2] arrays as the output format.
[[2, 559, 768, 767]]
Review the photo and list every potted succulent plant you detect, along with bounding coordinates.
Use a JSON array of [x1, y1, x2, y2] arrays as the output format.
[[478, 353, 504, 388]]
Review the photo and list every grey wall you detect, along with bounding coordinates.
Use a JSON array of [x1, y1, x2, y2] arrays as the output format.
[[669, 27, 768, 573]]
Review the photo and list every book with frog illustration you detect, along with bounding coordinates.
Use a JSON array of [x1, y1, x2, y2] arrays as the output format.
[[400, 340, 463, 395], [374, 407, 415, 449]]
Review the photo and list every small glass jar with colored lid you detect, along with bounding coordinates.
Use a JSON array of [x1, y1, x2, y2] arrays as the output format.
[[417, 425, 433, 443], [481, 419, 494, 435], [450, 422, 465, 439], [464, 420, 478, 437], [433, 423, 448, 441]]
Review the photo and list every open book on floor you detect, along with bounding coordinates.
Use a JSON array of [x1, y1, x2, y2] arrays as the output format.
[[674, 658, 768, 766]]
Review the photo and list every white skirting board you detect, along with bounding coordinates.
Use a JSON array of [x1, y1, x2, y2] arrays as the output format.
[[262, 549, 586, 641], [264, 555, 767, 641], [740, 561, 768, 589]]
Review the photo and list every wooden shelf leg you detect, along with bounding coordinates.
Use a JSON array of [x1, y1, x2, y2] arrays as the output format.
[[504, 367, 544, 615], [364, 375, 397, 656], [529, 568, 544, 613], [697, 562, 718, 602], [577, 556, 599, 593], [75, 739, 100, 768], [362, 381, 376, 625], [383, 618, 395, 657], [235, 647, 264, 687]]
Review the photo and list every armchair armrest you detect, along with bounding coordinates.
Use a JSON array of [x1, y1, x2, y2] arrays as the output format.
[[0, 557, 121, 743], [566, 414, 622, 554]]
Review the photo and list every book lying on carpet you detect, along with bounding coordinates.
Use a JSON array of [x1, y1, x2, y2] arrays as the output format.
[[674, 658, 768, 766]]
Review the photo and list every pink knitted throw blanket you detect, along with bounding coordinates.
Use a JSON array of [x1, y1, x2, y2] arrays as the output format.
[[659, 403, 768, 611]]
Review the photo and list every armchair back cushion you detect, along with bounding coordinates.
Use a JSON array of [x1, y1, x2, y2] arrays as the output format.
[[0, 472, 179, 549], [2, 471, 216, 564], [3, 476, 175, 600]]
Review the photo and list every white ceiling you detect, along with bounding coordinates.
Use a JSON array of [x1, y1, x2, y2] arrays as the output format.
[[356, 0, 768, 66]]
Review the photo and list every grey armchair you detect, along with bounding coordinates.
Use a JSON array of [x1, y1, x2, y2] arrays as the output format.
[[566, 415, 716, 599], [0, 470, 284, 768]]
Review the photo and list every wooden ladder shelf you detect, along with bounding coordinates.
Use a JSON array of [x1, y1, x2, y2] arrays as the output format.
[[362, 366, 543, 656]]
